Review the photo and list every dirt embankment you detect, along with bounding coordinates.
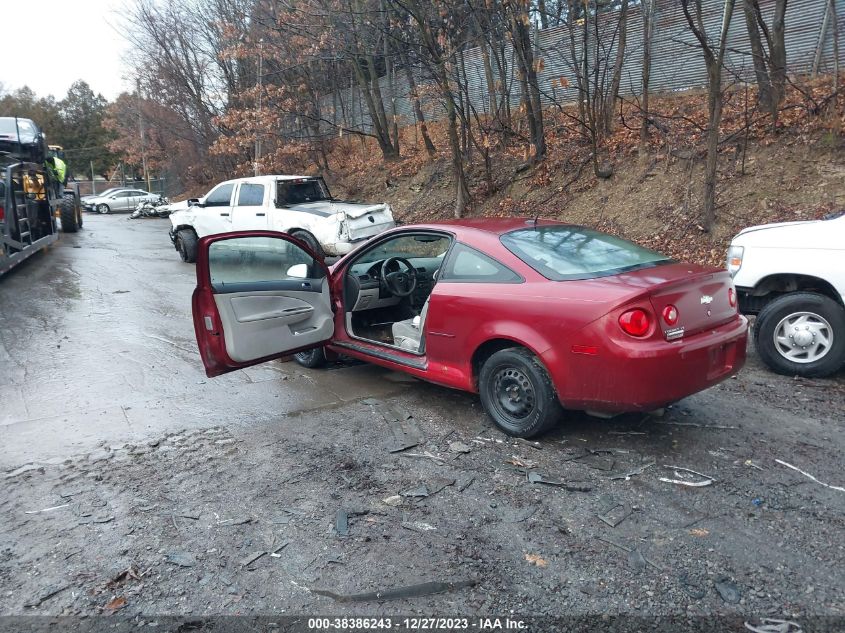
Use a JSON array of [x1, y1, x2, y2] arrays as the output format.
[[321, 88, 844, 268]]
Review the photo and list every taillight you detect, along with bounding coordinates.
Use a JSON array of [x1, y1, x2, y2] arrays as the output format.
[[728, 287, 737, 308], [661, 304, 679, 326], [619, 309, 651, 337], [0, 205, 4, 222]]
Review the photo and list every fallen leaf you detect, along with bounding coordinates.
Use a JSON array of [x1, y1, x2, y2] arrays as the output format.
[[689, 528, 710, 537], [104, 596, 127, 613], [524, 553, 548, 568]]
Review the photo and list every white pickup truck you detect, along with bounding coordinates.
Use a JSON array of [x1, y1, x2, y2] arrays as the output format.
[[727, 211, 845, 377], [169, 175, 394, 262]]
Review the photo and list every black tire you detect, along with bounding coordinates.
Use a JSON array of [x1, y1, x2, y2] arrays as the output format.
[[293, 347, 328, 368], [754, 292, 845, 378], [97, 203, 110, 214], [478, 347, 563, 438], [176, 229, 198, 263], [291, 230, 325, 259], [59, 195, 79, 233]]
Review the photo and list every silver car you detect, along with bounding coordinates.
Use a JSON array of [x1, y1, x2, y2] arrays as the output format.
[[85, 189, 159, 214]]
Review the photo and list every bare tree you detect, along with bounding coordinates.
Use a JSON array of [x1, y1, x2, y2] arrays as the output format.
[[743, 0, 788, 123], [640, 0, 657, 151], [681, 0, 736, 232]]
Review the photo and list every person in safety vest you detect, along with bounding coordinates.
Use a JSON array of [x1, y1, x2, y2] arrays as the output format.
[[44, 156, 67, 197]]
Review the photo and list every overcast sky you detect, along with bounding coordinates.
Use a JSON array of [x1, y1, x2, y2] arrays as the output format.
[[2, 0, 132, 102]]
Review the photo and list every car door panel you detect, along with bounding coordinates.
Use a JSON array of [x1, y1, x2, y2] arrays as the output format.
[[192, 231, 334, 377], [214, 284, 332, 362]]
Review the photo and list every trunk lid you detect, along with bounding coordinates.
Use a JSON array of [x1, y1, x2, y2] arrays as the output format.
[[613, 263, 737, 339]]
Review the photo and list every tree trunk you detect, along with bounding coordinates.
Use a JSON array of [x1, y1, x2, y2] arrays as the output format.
[[640, 0, 656, 151], [399, 48, 436, 156], [744, 0, 774, 113], [446, 93, 469, 218], [604, 0, 629, 135], [767, 0, 788, 117], [703, 64, 723, 231]]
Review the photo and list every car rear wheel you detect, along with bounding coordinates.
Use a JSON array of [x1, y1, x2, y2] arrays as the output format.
[[293, 347, 328, 368], [755, 292, 845, 377], [479, 347, 563, 438], [97, 203, 110, 214], [176, 229, 198, 263]]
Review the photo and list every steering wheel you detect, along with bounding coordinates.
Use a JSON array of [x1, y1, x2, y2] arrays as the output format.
[[380, 257, 418, 297]]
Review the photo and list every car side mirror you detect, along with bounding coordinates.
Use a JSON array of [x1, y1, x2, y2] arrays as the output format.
[[188, 198, 204, 208], [286, 263, 308, 278]]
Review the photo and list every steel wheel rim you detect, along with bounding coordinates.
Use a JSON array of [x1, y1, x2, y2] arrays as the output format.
[[773, 311, 833, 364], [492, 366, 536, 421]]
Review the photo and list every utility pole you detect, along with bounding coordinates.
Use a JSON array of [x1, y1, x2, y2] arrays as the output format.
[[137, 78, 151, 192], [254, 39, 264, 177]]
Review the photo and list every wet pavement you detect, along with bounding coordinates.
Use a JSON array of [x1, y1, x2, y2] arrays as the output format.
[[1, 215, 844, 626]]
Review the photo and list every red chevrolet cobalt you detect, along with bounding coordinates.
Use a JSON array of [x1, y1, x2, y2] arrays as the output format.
[[191, 218, 748, 438]]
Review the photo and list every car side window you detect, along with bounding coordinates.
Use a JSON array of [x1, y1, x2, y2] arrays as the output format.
[[237, 183, 265, 206], [209, 237, 322, 288], [440, 243, 522, 283], [205, 183, 235, 207]]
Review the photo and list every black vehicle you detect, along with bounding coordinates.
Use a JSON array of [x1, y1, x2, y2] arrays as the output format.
[[0, 117, 47, 164]]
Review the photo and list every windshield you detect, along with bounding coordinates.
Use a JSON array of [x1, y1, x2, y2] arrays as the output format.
[[276, 178, 331, 205], [0, 118, 38, 142], [501, 225, 671, 280]]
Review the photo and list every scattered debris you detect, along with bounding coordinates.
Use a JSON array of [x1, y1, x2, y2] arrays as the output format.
[[610, 460, 655, 481], [689, 528, 710, 537], [240, 551, 267, 568], [93, 515, 115, 524], [448, 441, 472, 454], [596, 498, 632, 528], [744, 459, 765, 471], [382, 494, 402, 507], [270, 543, 290, 558], [775, 459, 845, 492], [627, 549, 647, 573], [401, 521, 437, 533], [744, 618, 804, 633], [515, 438, 542, 450], [457, 476, 475, 492], [165, 552, 195, 568], [658, 465, 716, 487], [752, 497, 764, 507], [216, 516, 253, 526], [506, 457, 538, 469], [311, 579, 476, 603], [715, 577, 741, 604], [103, 596, 127, 613], [400, 451, 445, 464], [400, 484, 429, 498], [596, 537, 661, 571], [387, 413, 422, 453], [336, 510, 349, 536], [524, 553, 548, 568], [23, 584, 71, 608], [24, 503, 69, 514], [526, 471, 592, 492]]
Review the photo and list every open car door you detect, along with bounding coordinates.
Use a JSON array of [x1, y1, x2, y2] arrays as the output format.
[[192, 231, 334, 377]]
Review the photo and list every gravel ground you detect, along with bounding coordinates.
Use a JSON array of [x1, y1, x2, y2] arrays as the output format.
[[0, 216, 843, 631]]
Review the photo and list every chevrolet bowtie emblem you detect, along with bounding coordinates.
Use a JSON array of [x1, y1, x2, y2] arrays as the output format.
[[700, 295, 714, 305]]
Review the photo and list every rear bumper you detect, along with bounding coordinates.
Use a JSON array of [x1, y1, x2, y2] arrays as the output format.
[[549, 316, 748, 413]]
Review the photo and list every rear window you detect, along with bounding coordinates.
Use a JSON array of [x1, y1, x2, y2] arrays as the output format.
[[501, 225, 670, 280], [276, 179, 331, 205]]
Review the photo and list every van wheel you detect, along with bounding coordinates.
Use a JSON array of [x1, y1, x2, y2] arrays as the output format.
[[290, 230, 325, 258], [755, 292, 845, 377], [176, 229, 198, 263], [479, 347, 563, 438]]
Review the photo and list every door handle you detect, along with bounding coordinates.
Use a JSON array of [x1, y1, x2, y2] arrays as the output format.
[[256, 213, 266, 217], [301, 281, 311, 289], [220, 212, 229, 216]]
